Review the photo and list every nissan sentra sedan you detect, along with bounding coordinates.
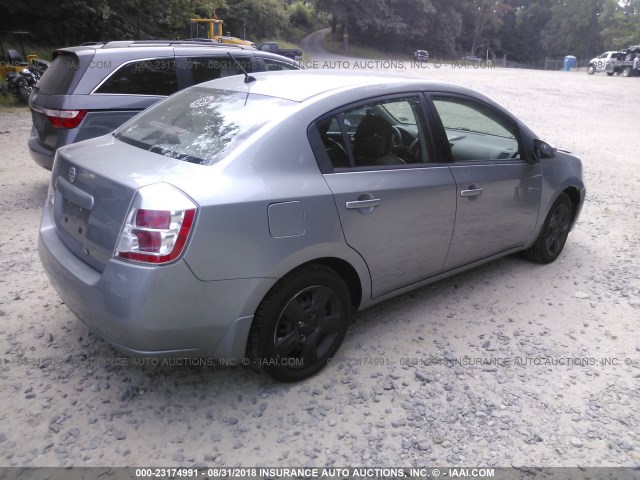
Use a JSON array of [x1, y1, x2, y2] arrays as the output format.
[[39, 70, 585, 381]]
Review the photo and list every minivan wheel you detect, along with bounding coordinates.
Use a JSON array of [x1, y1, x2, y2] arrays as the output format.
[[524, 193, 572, 264], [249, 265, 350, 382]]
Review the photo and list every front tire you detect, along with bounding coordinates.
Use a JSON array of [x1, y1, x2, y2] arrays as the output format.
[[524, 193, 573, 264], [587, 64, 595, 75], [249, 265, 350, 382]]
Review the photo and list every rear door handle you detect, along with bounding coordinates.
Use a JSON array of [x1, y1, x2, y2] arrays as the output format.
[[460, 187, 484, 197], [346, 198, 381, 209]]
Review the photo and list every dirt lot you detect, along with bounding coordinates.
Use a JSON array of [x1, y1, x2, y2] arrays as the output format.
[[0, 63, 639, 469]]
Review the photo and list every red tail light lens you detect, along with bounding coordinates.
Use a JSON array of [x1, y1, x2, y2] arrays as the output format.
[[43, 108, 87, 129], [136, 210, 172, 229], [117, 209, 195, 264], [115, 184, 197, 265]]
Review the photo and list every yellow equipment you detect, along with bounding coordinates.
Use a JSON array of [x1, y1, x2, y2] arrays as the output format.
[[189, 18, 255, 47]]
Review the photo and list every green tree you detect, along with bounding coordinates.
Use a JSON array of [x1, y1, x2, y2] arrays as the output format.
[[541, 0, 606, 58], [496, 0, 553, 62], [217, 0, 289, 40], [599, 0, 640, 49], [458, 0, 511, 56]]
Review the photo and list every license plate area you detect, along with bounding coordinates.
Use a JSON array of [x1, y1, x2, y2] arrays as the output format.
[[60, 197, 90, 241]]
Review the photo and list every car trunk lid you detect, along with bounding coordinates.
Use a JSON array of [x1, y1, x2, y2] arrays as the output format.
[[50, 135, 200, 272]]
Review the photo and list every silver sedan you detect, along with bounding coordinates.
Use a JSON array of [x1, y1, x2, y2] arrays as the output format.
[[39, 70, 585, 381]]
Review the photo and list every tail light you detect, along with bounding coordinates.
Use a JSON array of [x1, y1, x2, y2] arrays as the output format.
[[43, 108, 87, 129], [115, 183, 197, 264]]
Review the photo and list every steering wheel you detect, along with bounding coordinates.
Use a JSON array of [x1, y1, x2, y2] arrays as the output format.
[[325, 138, 349, 167], [390, 126, 403, 147], [408, 137, 422, 162]]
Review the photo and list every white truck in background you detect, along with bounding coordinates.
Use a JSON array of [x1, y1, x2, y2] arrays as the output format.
[[587, 46, 639, 77]]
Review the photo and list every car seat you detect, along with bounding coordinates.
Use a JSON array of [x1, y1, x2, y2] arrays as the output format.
[[353, 115, 405, 167]]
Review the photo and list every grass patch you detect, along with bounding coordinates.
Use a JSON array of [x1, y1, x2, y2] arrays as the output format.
[[0, 93, 27, 111]]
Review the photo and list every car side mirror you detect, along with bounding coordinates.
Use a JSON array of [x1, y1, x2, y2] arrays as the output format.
[[534, 139, 557, 159]]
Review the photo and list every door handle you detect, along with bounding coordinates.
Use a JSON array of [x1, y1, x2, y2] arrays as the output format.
[[346, 198, 381, 209], [460, 187, 484, 197]]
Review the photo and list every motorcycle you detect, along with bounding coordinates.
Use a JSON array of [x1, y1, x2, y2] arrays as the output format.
[[6, 67, 42, 104]]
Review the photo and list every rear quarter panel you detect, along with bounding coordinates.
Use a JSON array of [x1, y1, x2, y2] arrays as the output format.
[[167, 107, 372, 296]]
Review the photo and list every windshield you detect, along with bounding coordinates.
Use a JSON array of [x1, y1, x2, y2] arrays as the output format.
[[115, 87, 297, 165]]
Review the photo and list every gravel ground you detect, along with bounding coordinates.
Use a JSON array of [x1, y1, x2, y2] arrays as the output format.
[[0, 57, 639, 469]]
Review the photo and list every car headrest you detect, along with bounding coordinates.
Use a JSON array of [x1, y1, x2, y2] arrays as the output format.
[[354, 115, 393, 158]]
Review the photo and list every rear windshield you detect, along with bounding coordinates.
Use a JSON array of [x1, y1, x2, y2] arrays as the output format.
[[36, 52, 81, 95], [115, 87, 297, 165]]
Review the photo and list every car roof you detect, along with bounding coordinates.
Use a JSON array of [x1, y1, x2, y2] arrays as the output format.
[[56, 40, 256, 56], [195, 69, 486, 103], [53, 41, 300, 68]]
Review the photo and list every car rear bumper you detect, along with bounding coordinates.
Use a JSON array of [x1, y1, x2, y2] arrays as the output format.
[[39, 205, 270, 359], [29, 126, 55, 170]]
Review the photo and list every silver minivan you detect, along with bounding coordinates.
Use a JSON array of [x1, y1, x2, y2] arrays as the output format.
[[28, 40, 301, 170]]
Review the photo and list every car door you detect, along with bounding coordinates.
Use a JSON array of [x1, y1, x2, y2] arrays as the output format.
[[310, 95, 457, 298], [428, 94, 542, 270]]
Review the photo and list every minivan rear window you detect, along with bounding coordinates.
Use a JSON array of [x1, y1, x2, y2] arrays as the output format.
[[115, 87, 297, 165], [36, 52, 82, 95]]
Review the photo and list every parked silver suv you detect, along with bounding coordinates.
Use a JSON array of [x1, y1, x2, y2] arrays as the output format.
[[28, 40, 301, 170]]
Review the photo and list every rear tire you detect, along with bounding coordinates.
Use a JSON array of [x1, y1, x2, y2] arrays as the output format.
[[523, 193, 573, 264], [18, 85, 31, 104], [249, 265, 350, 382]]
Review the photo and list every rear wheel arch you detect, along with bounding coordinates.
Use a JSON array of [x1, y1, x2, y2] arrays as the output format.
[[247, 262, 355, 381], [270, 257, 363, 311], [245, 257, 364, 360]]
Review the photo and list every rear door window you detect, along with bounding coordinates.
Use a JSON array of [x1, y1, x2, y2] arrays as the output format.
[[312, 96, 431, 170], [181, 56, 250, 86], [95, 58, 178, 96]]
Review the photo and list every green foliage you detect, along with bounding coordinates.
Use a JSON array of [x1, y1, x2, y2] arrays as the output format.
[[313, 0, 640, 60], [214, 0, 289, 40], [0, 0, 637, 59], [541, 0, 605, 58], [289, 2, 313, 28], [599, 0, 640, 48]]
